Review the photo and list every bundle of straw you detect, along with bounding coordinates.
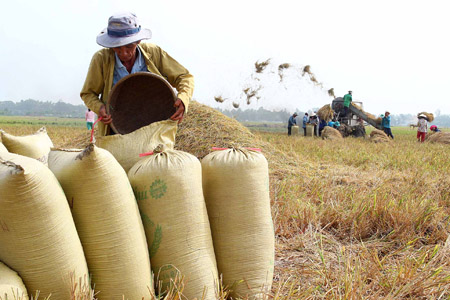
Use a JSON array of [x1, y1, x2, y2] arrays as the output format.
[[214, 96, 225, 103], [369, 129, 391, 143], [317, 104, 334, 122], [278, 63, 291, 81], [425, 131, 450, 144], [417, 112, 434, 122], [254, 59, 271, 73], [328, 88, 336, 98], [321, 126, 343, 140]]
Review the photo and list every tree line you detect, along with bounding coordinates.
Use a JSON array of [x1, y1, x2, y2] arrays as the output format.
[[0, 99, 448, 127]]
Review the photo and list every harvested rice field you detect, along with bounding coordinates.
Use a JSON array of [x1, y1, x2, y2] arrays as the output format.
[[1, 102, 449, 299]]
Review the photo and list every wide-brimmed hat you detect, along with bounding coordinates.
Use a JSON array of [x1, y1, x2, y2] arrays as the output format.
[[96, 12, 152, 48]]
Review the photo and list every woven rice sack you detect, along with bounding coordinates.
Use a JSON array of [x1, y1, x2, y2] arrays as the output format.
[[48, 145, 152, 300], [96, 120, 177, 173], [426, 131, 450, 144], [202, 148, 274, 299], [291, 125, 299, 135], [306, 124, 314, 136], [0, 143, 7, 153], [322, 126, 343, 140], [0, 127, 53, 165], [128, 149, 218, 300], [0, 261, 28, 300], [0, 152, 89, 299]]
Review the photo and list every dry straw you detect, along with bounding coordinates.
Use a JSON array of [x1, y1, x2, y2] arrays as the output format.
[[369, 129, 391, 143], [302, 65, 311, 76], [321, 126, 343, 140], [417, 112, 434, 122], [317, 104, 334, 122], [328, 88, 336, 98], [278, 63, 291, 81], [425, 131, 450, 144], [254, 58, 271, 73], [242, 86, 261, 105], [214, 96, 226, 103]]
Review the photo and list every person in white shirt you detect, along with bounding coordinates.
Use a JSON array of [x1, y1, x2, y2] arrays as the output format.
[[417, 114, 428, 143]]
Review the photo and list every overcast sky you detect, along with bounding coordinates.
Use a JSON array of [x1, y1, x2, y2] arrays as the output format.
[[1, 0, 449, 115]]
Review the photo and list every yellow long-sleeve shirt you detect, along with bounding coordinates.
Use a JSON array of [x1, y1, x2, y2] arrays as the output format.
[[80, 43, 194, 136]]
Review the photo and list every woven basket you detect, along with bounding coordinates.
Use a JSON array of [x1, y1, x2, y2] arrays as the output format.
[[107, 73, 176, 134]]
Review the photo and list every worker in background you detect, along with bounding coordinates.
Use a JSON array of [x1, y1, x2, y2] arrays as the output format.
[[80, 12, 194, 136], [328, 120, 341, 129], [302, 113, 309, 136], [430, 125, 441, 132], [85, 108, 96, 130], [417, 114, 428, 142], [287, 112, 298, 136], [343, 90, 352, 117], [319, 118, 327, 136], [382, 111, 394, 139], [309, 113, 319, 136]]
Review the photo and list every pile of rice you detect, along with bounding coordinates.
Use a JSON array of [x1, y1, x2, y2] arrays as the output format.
[[425, 131, 450, 144], [321, 127, 343, 141], [317, 104, 334, 122], [369, 129, 391, 143], [417, 112, 435, 122]]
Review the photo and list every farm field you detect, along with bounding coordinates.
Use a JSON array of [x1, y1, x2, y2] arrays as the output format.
[[1, 109, 450, 299]]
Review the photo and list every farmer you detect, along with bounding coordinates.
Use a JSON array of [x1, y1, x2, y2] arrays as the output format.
[[309, 113, 319, 136], [318, 118, 327, 136], [85, 108, 95, 130], [287, 113, 298, 136], [302, 113, 309, 136], [382, 111, 394, 139], [80, 12, 194, 136], [417, 114, 428, 142], [343, 90, 352, 117], [430, 125, 441, 132]]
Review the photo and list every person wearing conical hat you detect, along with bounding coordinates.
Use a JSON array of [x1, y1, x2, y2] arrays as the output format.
[[417, 114, 428, 142], [81, 12, 194, 136]]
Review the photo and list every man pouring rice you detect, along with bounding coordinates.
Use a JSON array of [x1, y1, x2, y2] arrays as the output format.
[[81, 12, 194, 136]]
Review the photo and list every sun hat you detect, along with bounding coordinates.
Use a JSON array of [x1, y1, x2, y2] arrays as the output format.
[[96, 12, 152, 48], [430, 125, 437, 130]]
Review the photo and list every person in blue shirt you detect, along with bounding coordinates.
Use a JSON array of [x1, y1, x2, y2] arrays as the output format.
[[319, 118, 327, 136], [381, 111, 394, 139], [302, 113, 309, 136], [287, 113, 298, 136]]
